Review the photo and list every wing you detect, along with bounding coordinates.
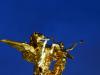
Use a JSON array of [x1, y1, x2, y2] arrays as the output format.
[[0, 39, 35, 54]]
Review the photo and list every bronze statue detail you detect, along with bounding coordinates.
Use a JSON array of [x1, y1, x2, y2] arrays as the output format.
[[0, 32, 78, 75]]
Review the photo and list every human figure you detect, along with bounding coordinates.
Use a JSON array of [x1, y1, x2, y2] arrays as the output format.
[[0, 32, 78, 75]]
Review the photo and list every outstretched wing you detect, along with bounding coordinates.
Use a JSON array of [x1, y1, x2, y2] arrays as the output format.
[[0, 39, 35, 54]]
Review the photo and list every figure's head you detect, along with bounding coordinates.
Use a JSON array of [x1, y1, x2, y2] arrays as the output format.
[[31, 32, 45, 42], [59, 42, 64, 50], [29, 32, 45, 47], [33, 32, 45, 42]]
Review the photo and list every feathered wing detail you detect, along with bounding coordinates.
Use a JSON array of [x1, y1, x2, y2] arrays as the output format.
[[0, 39, 36, 63], [0, 39, 35, 53]]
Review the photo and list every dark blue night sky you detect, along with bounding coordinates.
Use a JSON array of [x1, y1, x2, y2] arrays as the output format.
[[0, 0, 100, 75]]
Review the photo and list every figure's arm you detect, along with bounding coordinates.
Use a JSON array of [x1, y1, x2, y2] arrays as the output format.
[[0, 39, 35, 54], [66, 42, 78, 52]]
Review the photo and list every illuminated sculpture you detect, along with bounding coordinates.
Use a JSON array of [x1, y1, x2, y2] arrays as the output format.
[[0, 32, 78, 75]]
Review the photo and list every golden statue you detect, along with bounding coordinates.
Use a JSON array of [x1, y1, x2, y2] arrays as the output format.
[[0, 32, 78, 75]]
